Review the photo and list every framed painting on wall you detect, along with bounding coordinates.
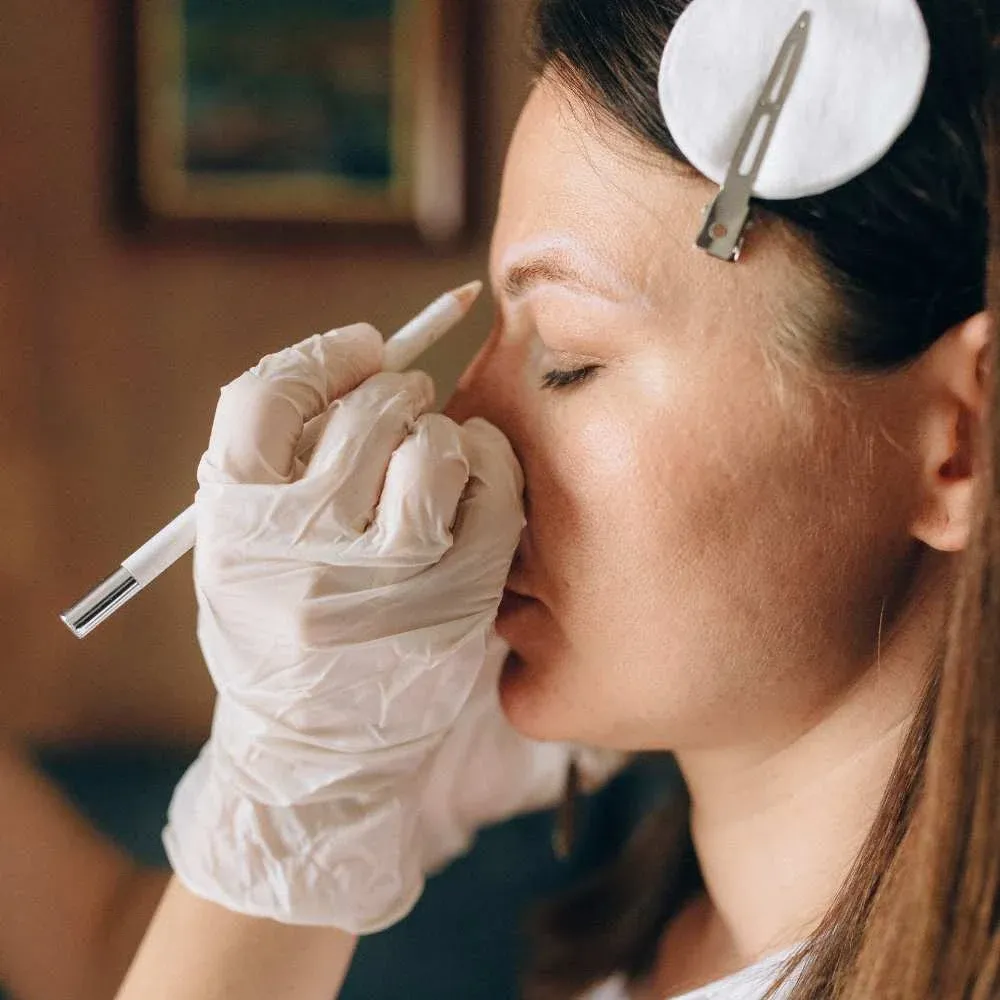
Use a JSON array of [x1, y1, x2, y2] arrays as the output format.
[[126, 0, 468, 242]]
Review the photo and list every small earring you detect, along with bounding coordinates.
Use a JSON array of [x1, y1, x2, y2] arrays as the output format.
[[552, 754, 581, 861]]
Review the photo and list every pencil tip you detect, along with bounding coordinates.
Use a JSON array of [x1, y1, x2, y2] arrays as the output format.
[[450, 279, 484, 314]]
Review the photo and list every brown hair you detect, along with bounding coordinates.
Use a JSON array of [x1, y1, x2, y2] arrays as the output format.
[[522, 2, 1000, 998]]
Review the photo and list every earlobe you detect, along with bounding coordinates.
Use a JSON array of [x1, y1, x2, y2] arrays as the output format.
[[911, 482, 975, 553], [907, 312, 991, 554]]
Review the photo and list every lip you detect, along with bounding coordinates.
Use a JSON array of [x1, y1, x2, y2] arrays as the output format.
[[498, 588, 538, 616], [503, 569, 538, 601], [496, 586, 545, 649]]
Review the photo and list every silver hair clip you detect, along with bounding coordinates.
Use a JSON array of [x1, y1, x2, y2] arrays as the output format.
[[696, 11, 811, 262]]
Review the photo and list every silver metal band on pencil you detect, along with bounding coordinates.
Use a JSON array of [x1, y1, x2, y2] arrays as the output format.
[[60, 280, 483, 639]]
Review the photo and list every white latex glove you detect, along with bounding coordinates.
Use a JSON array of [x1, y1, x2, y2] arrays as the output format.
[[163, 322, 525, 934]]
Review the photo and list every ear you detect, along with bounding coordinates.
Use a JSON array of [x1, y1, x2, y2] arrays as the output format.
[[909, 311, 992, 552]]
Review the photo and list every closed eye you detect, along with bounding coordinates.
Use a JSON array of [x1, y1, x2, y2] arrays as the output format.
[[540, 364, 602, 390]]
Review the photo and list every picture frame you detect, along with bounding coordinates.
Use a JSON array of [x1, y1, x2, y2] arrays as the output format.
[[124, 0, 469, 242]]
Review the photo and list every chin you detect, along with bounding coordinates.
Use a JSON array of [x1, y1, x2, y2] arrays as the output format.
[[497, 650, 561, 741], [495, 596, 637, 746], [497, 645, 610, 745], [497, 643, 681, 752]]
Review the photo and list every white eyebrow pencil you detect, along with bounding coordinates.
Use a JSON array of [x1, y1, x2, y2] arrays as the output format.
[[60, 281, 482, 639]]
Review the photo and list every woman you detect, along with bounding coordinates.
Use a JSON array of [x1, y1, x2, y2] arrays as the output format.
[[116, 0, 1000, 998]]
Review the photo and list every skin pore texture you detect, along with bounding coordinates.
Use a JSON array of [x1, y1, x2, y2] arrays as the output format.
[[445, 77, 987, 997]]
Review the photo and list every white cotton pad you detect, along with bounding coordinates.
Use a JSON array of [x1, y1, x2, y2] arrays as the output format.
[[658, 0, 930, 200]]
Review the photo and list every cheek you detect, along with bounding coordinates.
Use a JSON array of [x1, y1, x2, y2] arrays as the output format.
[[503, 393, 721, 745], [527, 387, 709, 612], [526, 400, 650, 590], [503, 378, 907, 750]]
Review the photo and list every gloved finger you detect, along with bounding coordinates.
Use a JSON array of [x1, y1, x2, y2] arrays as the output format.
[[303, 371, 436, 536], [367, 413, 470, 563], [446, 417, 526, 573], [201, 323, 383, 486]]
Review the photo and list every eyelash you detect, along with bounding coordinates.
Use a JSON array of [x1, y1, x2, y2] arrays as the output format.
[[540, 364, 602, 391]]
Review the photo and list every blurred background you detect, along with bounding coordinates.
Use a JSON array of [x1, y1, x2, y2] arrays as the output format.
[[0, 4, 676, 997], [0, 0, 533, 748]]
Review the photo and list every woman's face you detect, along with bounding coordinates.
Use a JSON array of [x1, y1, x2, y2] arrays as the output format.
[[446, 79, 922, 753]]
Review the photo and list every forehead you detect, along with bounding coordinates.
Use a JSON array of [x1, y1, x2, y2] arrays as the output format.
[[489, 79, 704, 286]]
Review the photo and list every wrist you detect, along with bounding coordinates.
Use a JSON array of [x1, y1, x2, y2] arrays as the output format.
[[163, 740, 427, 933]]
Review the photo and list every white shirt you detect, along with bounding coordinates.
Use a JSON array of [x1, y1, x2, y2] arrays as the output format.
[[582, 947, 799, 1000]]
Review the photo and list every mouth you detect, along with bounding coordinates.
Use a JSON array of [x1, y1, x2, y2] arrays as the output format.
[[499, 546, 543, 628], [496, 577, 547, 653], [498, 587, 538, 617], [503, 563, 537, 601]]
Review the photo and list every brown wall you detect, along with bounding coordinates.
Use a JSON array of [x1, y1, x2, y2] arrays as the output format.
[[0, 1, 532, 744]]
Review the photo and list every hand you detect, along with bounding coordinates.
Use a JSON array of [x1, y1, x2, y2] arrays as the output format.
[[163, 323, 525, 933]]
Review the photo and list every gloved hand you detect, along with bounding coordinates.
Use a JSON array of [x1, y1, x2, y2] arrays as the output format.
[[163, 322, 525, 934]]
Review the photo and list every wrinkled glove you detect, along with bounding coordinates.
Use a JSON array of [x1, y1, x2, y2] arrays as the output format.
[[163, 322, 525, 933]]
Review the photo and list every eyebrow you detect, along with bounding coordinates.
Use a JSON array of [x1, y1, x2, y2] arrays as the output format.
[[500, 253, 626, 302]]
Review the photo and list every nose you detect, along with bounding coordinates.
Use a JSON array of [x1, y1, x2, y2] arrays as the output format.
[[442, 317, 516, 430], [444, 366, 485, 425], [444, 315, 532, 517]]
